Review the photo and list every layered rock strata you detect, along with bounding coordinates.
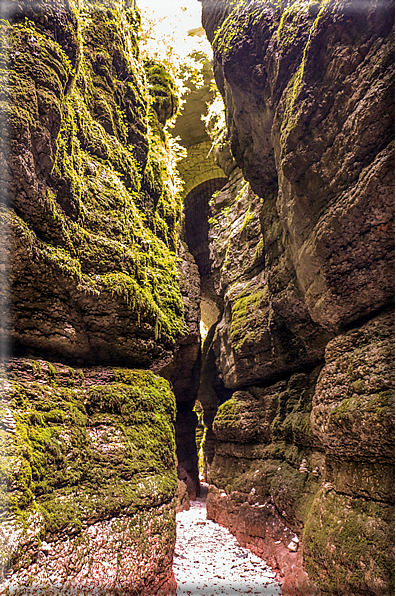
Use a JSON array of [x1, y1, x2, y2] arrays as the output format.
[[199, 0, 395, 594]]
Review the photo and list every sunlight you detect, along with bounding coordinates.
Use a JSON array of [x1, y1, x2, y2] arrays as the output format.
[[137, 0, 212, 71]]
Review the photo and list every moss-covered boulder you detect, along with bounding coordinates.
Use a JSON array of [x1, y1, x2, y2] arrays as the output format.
[[302, 310, 395, 594], [209, 371, 323, 523], [0, 358, 177, 594]]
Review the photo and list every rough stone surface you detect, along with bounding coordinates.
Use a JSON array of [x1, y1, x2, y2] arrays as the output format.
[[2, 0, 395, 593], [205, 0, 394, 332], [209, 166, 331, 389], [199, 1, 395, 594], [0, 1, 201, 592], [311, 310, 394, 463], [0, 0, 188, 369], [0, 358, 178, 595]]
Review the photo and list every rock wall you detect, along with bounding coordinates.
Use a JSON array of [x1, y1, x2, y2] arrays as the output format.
[[200, 1, 394, 594], [0, 359, 177, 595], [0, 0, 187, 368], [0, 0, 201, 591]]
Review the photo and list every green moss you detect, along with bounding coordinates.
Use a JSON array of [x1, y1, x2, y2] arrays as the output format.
[[144, 60, 179, 125], [230, 286, 268, 351], [46, 363, 57, 379], [213, 395, 240, 433], [0, 365, 177, 572], [280, 0, 331, 141], [240, 210, 254, 232], [6, 0, 188, 356], [30, 361, 42, 375], [303, 487, 395, 594], [213, 1, 251, 55], [331, 391, 392, 425]]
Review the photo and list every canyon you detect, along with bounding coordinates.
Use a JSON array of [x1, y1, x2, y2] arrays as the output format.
[[0, 0, 394, 595]]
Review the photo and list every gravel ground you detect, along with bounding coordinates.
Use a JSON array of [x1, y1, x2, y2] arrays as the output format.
[[173, 484, 282, 596]]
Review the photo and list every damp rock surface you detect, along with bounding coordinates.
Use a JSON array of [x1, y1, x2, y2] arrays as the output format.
[[174, 484, 282, 595]]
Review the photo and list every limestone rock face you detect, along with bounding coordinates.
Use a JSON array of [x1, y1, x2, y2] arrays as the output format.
[[200, 0, 394, 593], [311, 310, 394, 464], [0, 0, 188, 369], [207, 371, 323, 595], [204, 0, 394, 333], [0, 1, 201, 592], [209, 167, 331, 389], [0, 359, 178, 595]]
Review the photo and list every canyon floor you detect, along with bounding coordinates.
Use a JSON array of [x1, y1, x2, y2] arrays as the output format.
[[174, 484, 282, 595]]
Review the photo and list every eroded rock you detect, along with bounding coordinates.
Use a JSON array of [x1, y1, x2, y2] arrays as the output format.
[[0, 358, 178, 594], [1, 0, 188, 369], [200, 0, 395, 593]]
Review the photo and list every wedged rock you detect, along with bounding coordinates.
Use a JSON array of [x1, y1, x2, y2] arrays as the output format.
[[0, 358, 178, 595]]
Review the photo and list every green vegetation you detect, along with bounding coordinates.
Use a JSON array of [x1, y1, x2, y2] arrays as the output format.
[[213, 0, 252, 55], [303, 487, 395, 593], [230, 285, 268, 351], [0, 363, 177, 570], [240, 209, 254, 232], [3, 0, 188, 356], [144, 60, 179, 125], [193, 401, 207, 479], [273, 0, 332, 143]]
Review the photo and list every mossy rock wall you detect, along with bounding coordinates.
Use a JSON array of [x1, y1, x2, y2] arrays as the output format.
[[204, 0, 393, 332], [200, 1, 394, 594], [0, 4, 204, 590], [0, 0, 187, 368], [207, 312, 394, 595], [0, 358, 178, 594], [208, 166, 331, 390]]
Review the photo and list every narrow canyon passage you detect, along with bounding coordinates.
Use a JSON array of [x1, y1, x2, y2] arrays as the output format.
[[173, 484, 282, 596], [0, 0, 393, 595]]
